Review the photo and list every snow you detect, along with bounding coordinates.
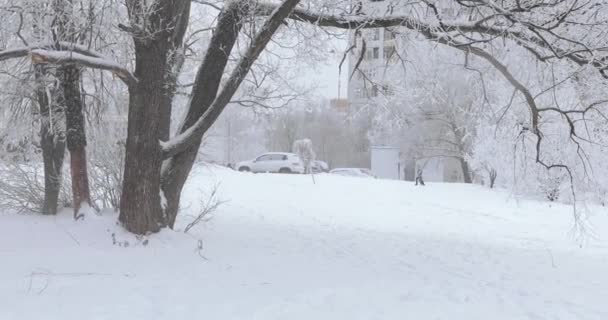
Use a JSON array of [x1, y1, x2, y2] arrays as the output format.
[[75, 202, 95, 220], [2, 165, 608, 319], [159, 189, 167, 211], [29, 49, 136, 85]]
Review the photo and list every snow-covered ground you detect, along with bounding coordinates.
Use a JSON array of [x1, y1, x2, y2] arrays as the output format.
[[2, 165, 608, 319]]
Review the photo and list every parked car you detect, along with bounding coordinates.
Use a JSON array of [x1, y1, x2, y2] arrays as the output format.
[[236, 152, 304, 174], [329, 168, 376, 178], [312, 160, 329, 173]]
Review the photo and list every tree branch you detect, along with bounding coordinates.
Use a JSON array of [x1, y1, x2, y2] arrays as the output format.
[[162, 0, 302, 158], [0, 43, 136, 87], [254, 2, 608, 78]]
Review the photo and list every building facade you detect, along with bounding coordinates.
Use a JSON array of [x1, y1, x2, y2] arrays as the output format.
[[346, 0, 467, 182], [347, 1, 403, 110]]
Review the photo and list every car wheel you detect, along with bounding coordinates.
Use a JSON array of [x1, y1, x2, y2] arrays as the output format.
[[279, 168, 292, 174], [238, 166, 250, 172]]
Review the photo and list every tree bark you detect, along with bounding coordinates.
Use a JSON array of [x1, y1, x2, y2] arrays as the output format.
[[487, 168, 497, 188], [118, 45, 167, 234], [118, 0, 190, 234], [35, 65, 66, 215], [459, 157, 472, 184], [61, 66, 91, 218], [53, 0, 92, 218], [161, 2, 246, 228]]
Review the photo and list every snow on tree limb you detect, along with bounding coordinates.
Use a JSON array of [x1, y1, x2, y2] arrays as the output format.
[[0, 42, 103, 61], [254, 2, 608, 78], [0, 43, 136, 87], [29, 50, 136, 86]]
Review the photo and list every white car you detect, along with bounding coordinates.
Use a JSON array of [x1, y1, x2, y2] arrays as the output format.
[[236, 152, 304, 174], [312, 160, 329, 173], [329, 168, 376, 178]]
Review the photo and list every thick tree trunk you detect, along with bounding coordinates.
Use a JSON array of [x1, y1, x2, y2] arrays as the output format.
[[35, 65, 66, 215], [158, 48, 186, 141], [118, 45, 168, 234], [122, 0, 295, 232], [118, 0, 191, 234], [161, 3, 245, 228], [459, 157, 472, 184], [61, 66, 91, 218]]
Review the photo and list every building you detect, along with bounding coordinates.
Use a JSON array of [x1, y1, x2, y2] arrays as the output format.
[[347, 1, 403, 110], [330, 98, 349, 113], [347, 0, 467, 183]]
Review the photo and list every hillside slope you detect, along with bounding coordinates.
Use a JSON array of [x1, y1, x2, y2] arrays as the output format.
[[2, 165, 608, 319]]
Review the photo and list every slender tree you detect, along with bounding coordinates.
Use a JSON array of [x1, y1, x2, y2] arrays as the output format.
[[54, 0, 92, 218], [33, 4, 67, 215]]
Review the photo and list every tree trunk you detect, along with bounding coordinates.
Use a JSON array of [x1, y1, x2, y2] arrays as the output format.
[[123, 0, 296, 232], [118, 46, 167, 234], [35, 65, 66, 215], [161, 0, 301, 228], [62, 65, 91, 218], [40, 124, 66, 215], [118, 0, 190, 234], [161, 3, 246, 228], [54, 0, 92, 218], [459, 157, 472, 184], [488, 168, 497, 188]]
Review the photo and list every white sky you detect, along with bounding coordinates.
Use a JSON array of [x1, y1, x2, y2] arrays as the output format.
[[302, 38, 350, 99]]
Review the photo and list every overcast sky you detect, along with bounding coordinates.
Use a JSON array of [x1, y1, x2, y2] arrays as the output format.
[[301, 38, 350, 100]]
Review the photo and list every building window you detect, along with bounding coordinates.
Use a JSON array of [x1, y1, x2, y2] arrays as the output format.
[[357, 68, 377, 80], [371, 85, 379, 97], [384, 29, 396, 40], [372, 29, 380, 41], [383, 44, 396, 61], [365, 47, 380, 60], [365, 68, 377, 78]]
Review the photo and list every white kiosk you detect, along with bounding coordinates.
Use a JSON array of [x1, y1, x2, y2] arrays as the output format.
[[370, 146, 401, 180]]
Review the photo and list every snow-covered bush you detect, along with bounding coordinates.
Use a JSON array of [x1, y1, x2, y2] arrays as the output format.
[[0, 119, 126, 213], [87, 124, 126, 210], [0, 162, 71, 213]]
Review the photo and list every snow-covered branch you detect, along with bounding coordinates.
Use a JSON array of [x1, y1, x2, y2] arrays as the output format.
[[30, 50, 137, 87], [254, 2, 608, 78], [0, 42, 103, 61], [0, 43, 136, 87]]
